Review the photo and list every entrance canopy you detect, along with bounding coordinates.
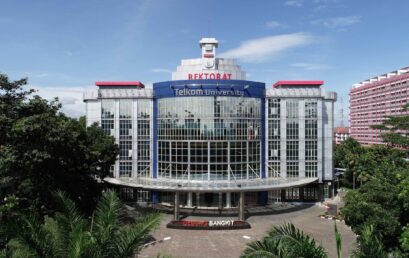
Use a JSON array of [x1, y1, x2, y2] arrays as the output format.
[[104, 177, 318, 193]]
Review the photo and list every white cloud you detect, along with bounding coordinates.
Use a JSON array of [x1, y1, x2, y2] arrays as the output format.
[[312, 16, 361, 29], [313, 0, 339, 3], [265, 20, 287, 29], [27, 85, 94, 118], [151, 68, 172, 74], [284, 0, 304, 7], [219, 33, 314, 62], [291, 63, 331, 70]]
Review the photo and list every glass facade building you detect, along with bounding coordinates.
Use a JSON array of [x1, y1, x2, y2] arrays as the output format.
[[84, 38, 336, 208]]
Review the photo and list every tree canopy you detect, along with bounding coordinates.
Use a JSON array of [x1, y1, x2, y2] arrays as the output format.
[[0, 73, 118, 215], [336, 137, 409, 254], [371, 104, 409, 148]]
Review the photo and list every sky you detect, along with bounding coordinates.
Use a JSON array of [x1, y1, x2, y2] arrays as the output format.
[[1, 0, 409, 125]]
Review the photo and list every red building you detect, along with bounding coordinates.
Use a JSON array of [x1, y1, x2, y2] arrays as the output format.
[[349, 67, 409, 145]]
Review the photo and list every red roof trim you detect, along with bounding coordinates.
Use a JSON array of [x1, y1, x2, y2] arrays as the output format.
[[95, 81, 145, 88], [273, 80, 324, 88]]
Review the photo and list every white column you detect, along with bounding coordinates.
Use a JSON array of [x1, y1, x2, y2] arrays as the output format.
[[226, 192, 231, 208], [280, 99, 287, 179], [299, 100, 306, 178], [174, 192, 180, 220], [218, 192, 223, 210], [238, 192, 245, 221], [196, 193, 200, 207], [187, 192, 193, 207], [114, 100, 120, 178]]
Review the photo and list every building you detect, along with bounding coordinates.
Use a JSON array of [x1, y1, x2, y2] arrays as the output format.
[[84, 38, 336, 220], [349, 67, 409, 145], [334, 127, 349, 145]]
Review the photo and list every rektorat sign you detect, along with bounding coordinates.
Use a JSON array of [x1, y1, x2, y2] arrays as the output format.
[[188, 73, 232, 80], [175, 88, 244, 97]]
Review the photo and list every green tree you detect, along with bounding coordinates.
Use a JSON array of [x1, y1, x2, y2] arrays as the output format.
[[342, 179, 402, 249], [352, 225, 387, 258], [2, 190, 161, 258], [241, 223, 327, 258], [0, 73, 118, 215], [371, 104, 409, 148]]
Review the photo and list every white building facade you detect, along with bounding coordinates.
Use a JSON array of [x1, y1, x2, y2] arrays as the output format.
[[84, 38, 336, 209]]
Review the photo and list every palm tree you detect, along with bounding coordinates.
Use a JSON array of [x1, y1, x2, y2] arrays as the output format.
[[2, 190, 161, 258], [352, 225, 387, 258], [241, 223, 328, 258]]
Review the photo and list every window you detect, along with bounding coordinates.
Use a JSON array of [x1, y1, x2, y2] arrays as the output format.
[[119, 162, 132, 177], [287, 162, 299, 177], [305, 161, 317, 177]]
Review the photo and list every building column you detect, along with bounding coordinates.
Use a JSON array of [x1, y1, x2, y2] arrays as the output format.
[[187, 192, 193, 207], [238, 192, 245, 221], [174, 192, 180, 221], [218, 192, 223, 210], [196, 192, 200, 207], [226, 192, 231, 208]]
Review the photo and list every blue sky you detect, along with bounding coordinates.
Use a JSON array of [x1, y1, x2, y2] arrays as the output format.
[[1, 0, 409, 124]]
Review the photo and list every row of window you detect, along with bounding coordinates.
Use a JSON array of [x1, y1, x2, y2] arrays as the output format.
[[102, 99, 152, 119], [158, 97, 261, 119]]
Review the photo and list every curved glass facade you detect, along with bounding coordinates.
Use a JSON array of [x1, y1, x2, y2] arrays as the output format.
[[157, 96, 261, 180]]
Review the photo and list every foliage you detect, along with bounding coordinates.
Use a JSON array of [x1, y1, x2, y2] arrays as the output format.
[[241, 223, 327, 258], [338, 138, 409, 252], [2, 190, 161, 258], [334, 223, 342, 258], [0, 73, 118, 216], [342, 178, 402, 249], [352, 225, 387, 258], [371, 104, 409, 148], [335, 138, 407, 188], [401, 226, 409, 254]]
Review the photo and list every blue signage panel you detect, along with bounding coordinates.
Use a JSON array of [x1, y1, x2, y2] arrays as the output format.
[[153, 80, 266, 99]]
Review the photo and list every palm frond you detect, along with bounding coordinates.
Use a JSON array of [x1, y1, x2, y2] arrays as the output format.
[[112, 212, 162, 258], [334, 222, 342, 258], [52, 190, 87, 257], [90, 190, 123, 256], [65, 226, 92, 258], [266, 223, 328, 258], [241, 238, 282, 258], [11, 214, 56, 258], [352, 225, 387, 258]]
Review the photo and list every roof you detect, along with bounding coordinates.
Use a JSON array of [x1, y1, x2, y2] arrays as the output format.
[[334, 127, 349, 134], [273, 80, 324, 88], [104, 176, 318, 193], [352, 66, 409, 90], [95, 81, 145, 88]]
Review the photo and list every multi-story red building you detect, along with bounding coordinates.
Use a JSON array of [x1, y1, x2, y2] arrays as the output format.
[[349, 67, 409, 145]]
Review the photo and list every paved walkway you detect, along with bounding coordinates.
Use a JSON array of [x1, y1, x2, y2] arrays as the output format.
[[138, 205, 356, 258]]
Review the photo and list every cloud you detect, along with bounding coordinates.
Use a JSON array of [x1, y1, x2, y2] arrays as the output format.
[[265, 20, 287, 29], [313, 0, 339, 3], [312, 16, 361, 29], [284, 0, 304, 7], [27, 85, 94, 118], [291, 63, 331, 70], [151, 68, 172, 74], [219, 33, 314, 62]]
